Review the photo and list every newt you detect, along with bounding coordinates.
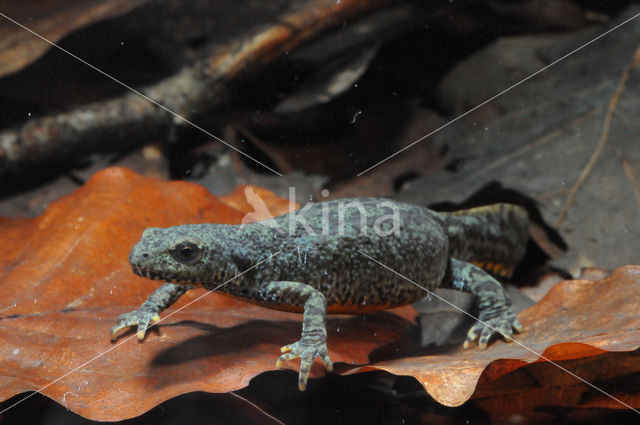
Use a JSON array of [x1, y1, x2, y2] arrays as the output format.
[[111, 198, 529, 390]]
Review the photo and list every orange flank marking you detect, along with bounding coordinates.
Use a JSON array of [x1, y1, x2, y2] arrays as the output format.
[[326, 301, 402, 314], [216, 293, 404, 314], [471, 260, 514, 278]]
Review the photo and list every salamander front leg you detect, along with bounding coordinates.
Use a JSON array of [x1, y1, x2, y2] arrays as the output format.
[[259, 281, 333, 391], [110, 282, 190, 341]]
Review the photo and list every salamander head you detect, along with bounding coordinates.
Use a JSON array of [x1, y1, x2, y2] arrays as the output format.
[[129, 224, 232, 285]]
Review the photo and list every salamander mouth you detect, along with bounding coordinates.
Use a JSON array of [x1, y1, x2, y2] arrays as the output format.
[[131, 266, 201, 284], [131, 266, 227, 286]]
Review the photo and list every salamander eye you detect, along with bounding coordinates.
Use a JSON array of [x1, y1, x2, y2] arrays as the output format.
[[170, 242, 202, 265]]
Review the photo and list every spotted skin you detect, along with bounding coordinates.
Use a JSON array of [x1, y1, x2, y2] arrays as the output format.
[[443, 203, 529, 274], [111, 198, 529, 390]]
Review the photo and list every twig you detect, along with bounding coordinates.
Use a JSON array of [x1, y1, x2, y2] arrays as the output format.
[[555, 45, 640, 227], [0, 0, 397, 179], [622, 158, 640, 208]]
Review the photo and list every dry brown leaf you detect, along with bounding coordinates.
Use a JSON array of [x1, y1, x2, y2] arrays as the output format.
[[0, 167, 416, 420], [397, 13, 640, 274], [0, 167, 637, 421], [0, 0, 149, 78], [355, 266, 640, 407]]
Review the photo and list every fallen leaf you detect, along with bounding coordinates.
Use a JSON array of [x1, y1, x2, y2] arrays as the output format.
[[355, 266, 640, 407], [0, 167, 241, 317], [473, 348, 640, 421], [218, 185, 296, 219], [274, 43, 380, 114], [0, 0, 149, 78], [0, 167, 417, 421], [0, 167, 638, 421], [396, 10, 640, 275]]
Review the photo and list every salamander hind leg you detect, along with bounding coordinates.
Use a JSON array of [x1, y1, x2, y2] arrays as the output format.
[[260, 281, 333, 391], [448, 258, 524, 349]]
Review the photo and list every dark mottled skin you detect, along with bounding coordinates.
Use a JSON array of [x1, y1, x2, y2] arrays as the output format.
[[111, 198, 529, 390]]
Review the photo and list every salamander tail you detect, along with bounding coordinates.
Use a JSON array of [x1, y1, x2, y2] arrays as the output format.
[[440, 204, 529, 277]]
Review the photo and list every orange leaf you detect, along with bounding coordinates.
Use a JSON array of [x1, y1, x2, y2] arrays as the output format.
[[355, 266, 640, 407], [0, 0, 149, 78], [1, 167, 638, 420], [0, 167, 416, 420]]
